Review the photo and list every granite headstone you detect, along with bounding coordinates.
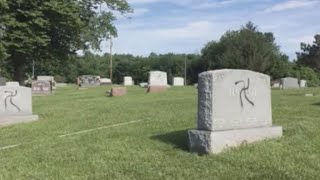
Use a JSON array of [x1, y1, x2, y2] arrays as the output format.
[[188, 69, 282, 154]]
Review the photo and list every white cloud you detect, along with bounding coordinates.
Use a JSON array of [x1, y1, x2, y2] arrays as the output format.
[[265, 0, 319, 12], [128, 0, 263, 9], [132, 8, 149, 17]]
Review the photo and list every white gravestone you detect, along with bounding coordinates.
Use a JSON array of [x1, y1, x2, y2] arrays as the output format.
[[6, 81, 20, 87], [148, 71, 168, 86], [124, 76, 134, 86], [173, 77, 184, 86], [299, 80, 307, 88], [0, 85, 38, 126], [188, 69, 282, 154], [280, 77, 299, 89]]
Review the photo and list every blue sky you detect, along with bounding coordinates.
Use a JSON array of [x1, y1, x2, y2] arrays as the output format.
[[100, 0, 320, 60]]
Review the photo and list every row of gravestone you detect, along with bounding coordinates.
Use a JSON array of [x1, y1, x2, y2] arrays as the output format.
[[272, 77, 307, 89], [107, 69, 283, 154], [0, 69, 285, 155], [77, 72, 185, 87]]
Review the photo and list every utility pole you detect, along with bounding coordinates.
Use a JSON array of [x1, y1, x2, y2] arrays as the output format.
[[32, 60, 35, 79], [109, 37, 113, 83], [184, 55, 187, 85]]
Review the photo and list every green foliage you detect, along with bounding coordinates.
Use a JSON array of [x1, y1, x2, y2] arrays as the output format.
[[0, 0, 131, 82], [201, 22, 286, 76], [297, 34, 320, 70]]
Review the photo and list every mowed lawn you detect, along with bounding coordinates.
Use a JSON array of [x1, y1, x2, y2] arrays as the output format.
[[0, 85, 320, 179]]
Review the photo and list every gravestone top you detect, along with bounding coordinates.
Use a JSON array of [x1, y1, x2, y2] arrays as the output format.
[[197, 69, 271, 131], [148, 71, 168, 86], [37, 76, 54, 81], [6, 81, 19, 87], [32, 80, 52, 95]]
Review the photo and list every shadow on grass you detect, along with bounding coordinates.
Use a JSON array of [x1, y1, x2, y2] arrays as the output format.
[[151, 129, 189, 151], [312, 102, 320, 106]]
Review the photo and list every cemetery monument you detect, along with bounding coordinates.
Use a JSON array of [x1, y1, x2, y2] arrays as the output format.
[[188, 69, 283, 154]]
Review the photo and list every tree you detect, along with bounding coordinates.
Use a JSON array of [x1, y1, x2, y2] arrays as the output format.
[[297, 35, 320, 70], [201, 22, 285, 76], [1, 0, 131, 83]]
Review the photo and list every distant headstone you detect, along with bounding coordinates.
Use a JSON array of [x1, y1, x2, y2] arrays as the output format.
[[0, 85, 38, 126], [124, 76, 134, 86], [147, 86, 167, 93], [140, 83, 148, 88], [280, 77, 299, 89], [78, 75, 100, 87], [148, 71, 168, 86], [37, 76, 56, 89], [110, 87, 127, 97], [271, 80, 280, 88], [6, 81, 19, 87], [0, 77, 6, 86], [173, 77, 184, 86], [100, 78, 112, 86], [32, 81, 52, 95], [188, 69, 282, 154], [305, 94, 313, 97], [148, 71, 168, 93], [300, 80, 307, 88]]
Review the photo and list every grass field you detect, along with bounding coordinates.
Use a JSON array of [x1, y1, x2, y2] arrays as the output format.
[[0, 86, 320, 179]]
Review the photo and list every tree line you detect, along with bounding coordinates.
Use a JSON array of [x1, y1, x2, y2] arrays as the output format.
[[0, 0, 319, 86]]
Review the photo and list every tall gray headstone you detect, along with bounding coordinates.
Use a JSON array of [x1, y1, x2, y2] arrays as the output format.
[[0, 85, 38, 126], [188, 69, 282, 154], [6, 81, 19, 87], [280, 77, 299, 89]]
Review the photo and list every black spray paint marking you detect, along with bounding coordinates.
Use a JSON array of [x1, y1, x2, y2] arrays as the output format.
[[4, 90, 21, 112], [235, 78, 254, 108]]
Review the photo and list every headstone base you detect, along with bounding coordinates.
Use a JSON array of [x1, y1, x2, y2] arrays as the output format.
[[147, 86, 167, 93], [0, 115, 39, 126], [188, 126, 282, 154]]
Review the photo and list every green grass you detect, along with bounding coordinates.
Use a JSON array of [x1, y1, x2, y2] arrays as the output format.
[[0, 86, 320, 179]]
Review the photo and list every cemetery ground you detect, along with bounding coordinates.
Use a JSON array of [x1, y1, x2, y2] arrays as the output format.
[[0, 86, 320, 179]]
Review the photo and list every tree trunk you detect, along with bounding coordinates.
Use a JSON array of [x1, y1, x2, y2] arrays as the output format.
[[13, 62, 25, 85]]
